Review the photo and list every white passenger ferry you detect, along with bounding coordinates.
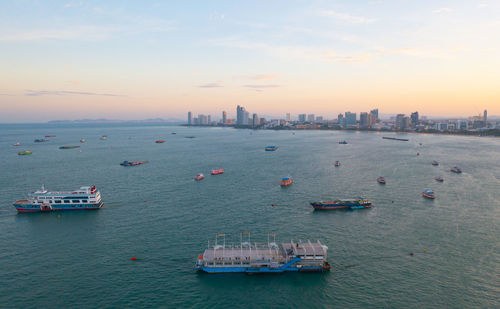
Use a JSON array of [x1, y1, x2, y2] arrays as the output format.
[[13, 185, 103, 212]]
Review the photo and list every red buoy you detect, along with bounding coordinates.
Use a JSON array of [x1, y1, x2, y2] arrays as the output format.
[[130, 257, 137, 261]]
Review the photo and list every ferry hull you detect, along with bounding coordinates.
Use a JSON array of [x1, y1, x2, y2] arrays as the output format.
[[197, 266, 326, 274], [312, 205, 372, 210], [13, 202, 103, 213]]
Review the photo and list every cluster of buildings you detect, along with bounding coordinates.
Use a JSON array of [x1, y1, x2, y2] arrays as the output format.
[[187, 107, 497, 133]]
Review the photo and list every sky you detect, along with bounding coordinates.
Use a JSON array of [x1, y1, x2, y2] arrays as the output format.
[[0, 0, 499, 122]]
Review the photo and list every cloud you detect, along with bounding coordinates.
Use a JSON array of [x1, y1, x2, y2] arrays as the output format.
[[198, 82, 223, 88], [433, 8, 452, 14], [243, 84, 280, 88], [209, 10, 225, 20], [377, 46, 464, 58], [207, 37, 370, 63], [25, 90, 125, 97], [318, 10, 376, 24]]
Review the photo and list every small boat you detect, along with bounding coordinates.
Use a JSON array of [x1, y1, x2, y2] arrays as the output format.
[[211, 169, 224, 175], [422, 189, 436, 199], [18, 150, 32, 155], [280, 176, 293, 186], [311, 198, 372, 210], [194, 173, 204, 181], [120, 160, 148, 166], [450, 166, 462, 173], [334, 161, 341, 167], [45, 135, 56, 138], [435, 176, 444, 182], [100, 135, 107, 140], [265, 146, 278, 151], [382, 137, 409, 142], [155, 139, 166, 143], [416, 153, 420, 156], [13, 142, 21, 146], [184, 136, 196, 139], [377, 176, 386, 184], [339, 140, 348, 144], [59, 145, 80, 149], [80, 138, 86, 143], [432, 161, 439, 166], [171, 132, 177, 135], [34, 138, 49, 143]]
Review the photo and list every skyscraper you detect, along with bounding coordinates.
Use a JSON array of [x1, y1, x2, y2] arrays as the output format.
[[222, 111, 227, 124], [484, 109, 488, 122], [207, 115, 211, 124], [188, 111, 192, 125], [359, 112, 368, 127], [345, 112, 356, 126], [252, 113, 259, 127], [286, 113, 291, 122], [307, 114, 315, 122], [298, 114, 306, 122], [395, 114, 405, 130], [370, 109, 379, 121], [410, 112, 419, 126], [237, 105, 249, 125], [337, 113, 344, 127]]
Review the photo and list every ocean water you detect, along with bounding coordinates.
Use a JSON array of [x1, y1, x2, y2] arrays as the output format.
[[0, 123, 499, 308]]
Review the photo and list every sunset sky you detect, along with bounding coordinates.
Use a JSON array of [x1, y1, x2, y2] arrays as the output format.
[[1, 0, 499, 122]]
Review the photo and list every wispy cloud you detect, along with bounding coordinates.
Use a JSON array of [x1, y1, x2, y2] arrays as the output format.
[[198, 82, 223, 88], [25, 90, 125, 97], [252, 74, 280, 81], [318, 10, 376, 24], [377, 46, 464, 59], [433, 8, 452, 14], [243, 84, 280, 88], [0, 93, 15, 96], [208, 37, 370, 63]]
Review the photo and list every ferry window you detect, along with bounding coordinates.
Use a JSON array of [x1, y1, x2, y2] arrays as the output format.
[[49, 200, 53, 203], [64, 200, 70, 203], [55, 200, 61, 203], [72, 200, 79, 203], [82, 200, 88, 203]]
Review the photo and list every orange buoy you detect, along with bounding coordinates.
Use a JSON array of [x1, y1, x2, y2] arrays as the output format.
[[131, 257, 137, 261], [271, 204, 276, 206]]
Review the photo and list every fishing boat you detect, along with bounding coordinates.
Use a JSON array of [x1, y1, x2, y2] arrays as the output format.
[[184, 136, 196, 139], [34, 138, 49, 143], [422, 189, 436, 199], [195, 233, 330, 273], [12, 185, 103, 212], [171, 132, 177, 135], [377, 176, 386, 184], [120, 160, 148, 166], [450, 166, 462, 173], [155, 139, 165, 143], [194, 173, 205, 181], [311, 198, 372, 210], [280, 176, 293, 186], [59, 145, 80, 149], [18, 150, 32, 155], [45, 135, 56, 138], [211, 169, 224, 175], [382, 137, 409, 142], [265, 146, 278, 151], [334, 161, 341, 167], [339, 140, 348, 144], [435, 176, 444, 182], [80, 138, 86, 143], [432, 161, 439, 166], [13, 142, 20, 146], [100, 135, 107, 140]]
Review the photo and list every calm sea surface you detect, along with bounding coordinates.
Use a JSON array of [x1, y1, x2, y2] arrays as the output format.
[[0, 123, 499, 308]]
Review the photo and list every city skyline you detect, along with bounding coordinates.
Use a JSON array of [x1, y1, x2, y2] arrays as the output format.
[[1, 1, 500, 122]]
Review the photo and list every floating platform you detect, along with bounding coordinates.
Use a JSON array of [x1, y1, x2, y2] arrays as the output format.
[[196, 233, 329, 273]]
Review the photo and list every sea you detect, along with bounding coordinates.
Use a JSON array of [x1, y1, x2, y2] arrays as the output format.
[[0, 123, 499, 308]]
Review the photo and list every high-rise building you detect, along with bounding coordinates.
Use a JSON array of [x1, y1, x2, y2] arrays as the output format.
[[188, 111, 192, 125], [252, 113, 259, 127], [395, 114, 405, 130], [237, 105, 249, 125], [222, 111, 227, 124], [367, 113, 377, 127], [307, 114, 315, 122], [402, 117, 410, 130], [286, 113, 291, 122], [360, 112, 368, 127], [316, 116, 323, 122], [337, 114, 344, 127], [484, 109, 488, 122], [345, 112, 356, 126], [198, 114, 208, 125], [207, 115, 211, 124], [298, 114, 306, 122], [370, 109, 379, 121], [410, 112, 419, 126]]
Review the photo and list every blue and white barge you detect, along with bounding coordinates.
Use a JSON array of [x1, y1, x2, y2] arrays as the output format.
[[196, 233, 330, 273]]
